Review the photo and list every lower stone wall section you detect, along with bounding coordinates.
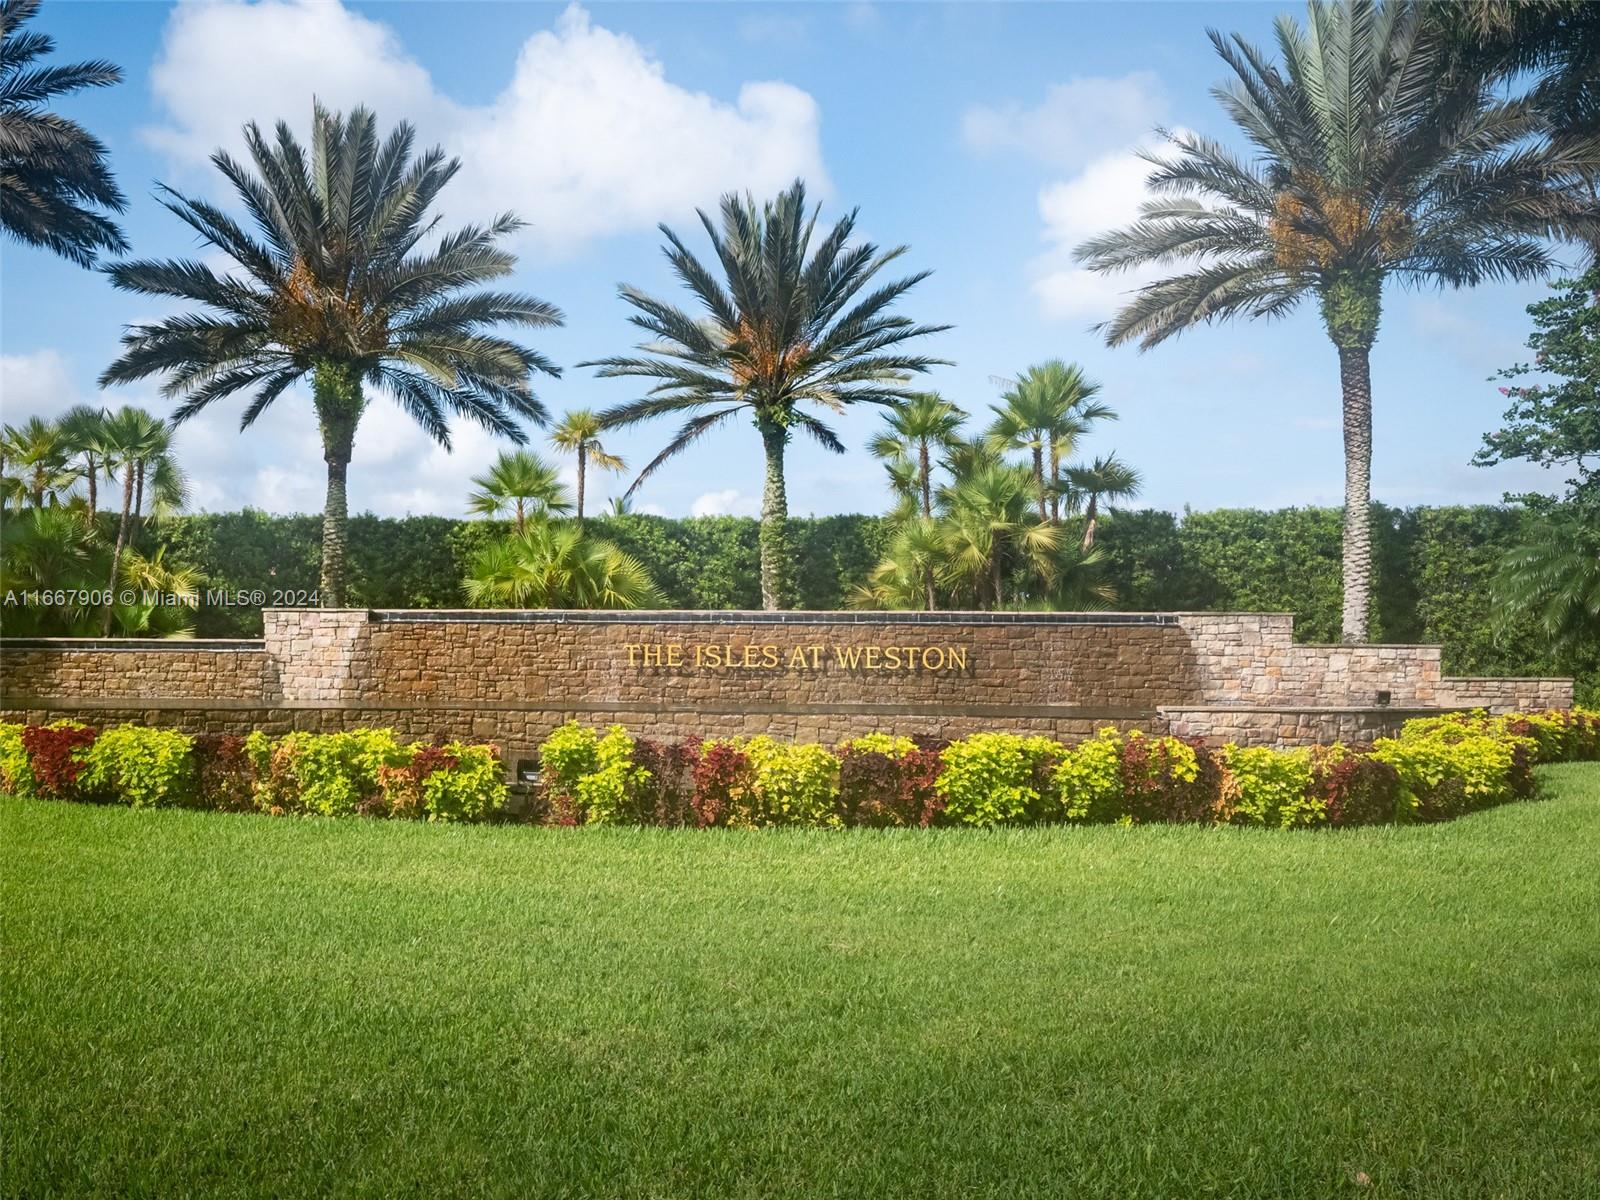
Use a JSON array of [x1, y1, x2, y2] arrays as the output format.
[[1161, 706, 1420, 748], [1439, 676, 1575, 711]]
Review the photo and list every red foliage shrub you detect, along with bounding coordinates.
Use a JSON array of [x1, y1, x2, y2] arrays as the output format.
[[690, 741, 750, 828], [631, 737, 700, 827], [1118, 735, 1221, 823], [192, 733, 255, 812], [21, 723, 98, 800], [1311, 748, 1402, 827], [837, 746, 945, 827]]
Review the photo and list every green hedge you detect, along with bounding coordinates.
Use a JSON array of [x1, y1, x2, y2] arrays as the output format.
[[146, 504, 1596, 698]]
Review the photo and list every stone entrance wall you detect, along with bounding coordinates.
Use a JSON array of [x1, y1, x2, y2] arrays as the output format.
[[0, 608, 1573, 760]]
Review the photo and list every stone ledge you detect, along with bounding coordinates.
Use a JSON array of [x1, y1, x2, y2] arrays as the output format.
[[364, 608, 1181, 627]]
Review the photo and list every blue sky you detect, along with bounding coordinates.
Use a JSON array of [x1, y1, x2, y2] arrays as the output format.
[[0, 0, 1572, 519]]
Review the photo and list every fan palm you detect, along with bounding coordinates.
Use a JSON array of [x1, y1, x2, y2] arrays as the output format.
[[1074, 0, 1599, 642], [867, 393, 967, 518], [97, 406, 187, 635], [0, 0, 126, 266], [0, 414, 72, 508], [549, 409, 625, 521], [464, 521, 662, 609], [986, 362, 1113, 522], [467, 449, 571, 534], [940, 462, 1064, 608], [57, 404, 109, 516], [1491, 515, 1600, 656], [584, 179, 948, 610], [848, 514, 946, 611], [1066, 453, 1143, 550], [98, 102, 563, 606]]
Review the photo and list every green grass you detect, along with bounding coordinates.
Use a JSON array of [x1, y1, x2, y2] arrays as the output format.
[[4, 766, 1599, 1200]]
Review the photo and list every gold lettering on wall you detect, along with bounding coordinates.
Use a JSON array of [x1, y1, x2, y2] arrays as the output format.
[[621, 642, 972, 672]]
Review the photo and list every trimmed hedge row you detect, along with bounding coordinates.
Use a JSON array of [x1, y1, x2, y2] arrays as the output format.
[[3, 710, 1595, 829], [535, 709, 1600, 830], [0, 724, 505, 821]]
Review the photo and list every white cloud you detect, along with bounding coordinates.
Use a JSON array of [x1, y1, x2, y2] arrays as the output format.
[[1030, 136, 1184, 324], [962, 73, 1166, 168], [144, 0, 444, 169], [690, 489, 760, 517], [0, 349, 81, 422], [143, 1, 828, 253]]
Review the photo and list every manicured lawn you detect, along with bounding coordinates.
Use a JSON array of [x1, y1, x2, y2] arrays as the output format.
[[3, 766, 1598, 1199]]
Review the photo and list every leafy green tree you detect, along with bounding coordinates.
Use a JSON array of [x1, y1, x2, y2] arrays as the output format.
[[0, 0, 126, 266], [1074, 0, 1598, 643], [464, 520, 661, 609], [1476, 269, 1600, 664], [867, 393, 966, 518], [467, 449, 571, 534], [987, 362, 1112, 522], [1067, 453, 1143, 550], [98, 103, 562, 606], [549, 409, 625, 521], [585, 179, 947, 610], [0, 414, 72, 507], [1474, 269, 1599, 507]]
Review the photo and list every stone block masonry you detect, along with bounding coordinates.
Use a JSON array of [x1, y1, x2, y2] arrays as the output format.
[[0, 609, 1574, 767]]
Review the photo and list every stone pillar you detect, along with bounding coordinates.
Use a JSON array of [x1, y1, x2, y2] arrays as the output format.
[[262, 608, 373, 705]]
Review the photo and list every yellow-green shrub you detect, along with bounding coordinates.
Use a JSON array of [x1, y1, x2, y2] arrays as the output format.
[[838, 733, 918, 760], [78, 725, 198, 809], [1219, 745, 1320, 827], [419, 742, 507, 822], [1054, 729, 1125, 822], [0, 722, 34, 797], [290, 729, 408, 816], [1371, 729, 1530, 820], [937, 733, 1063, 827], [741, 736, 841, 827]]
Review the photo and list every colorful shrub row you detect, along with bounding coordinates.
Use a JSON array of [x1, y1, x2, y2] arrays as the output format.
[[4, 708, 1594, 830], [535, 708, 1599, 830], [0, 722, 505, 821]]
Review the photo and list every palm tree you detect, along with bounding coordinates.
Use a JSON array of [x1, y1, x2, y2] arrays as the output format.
[[849, 514, 945, 611], [57, 404, 109, 516], [1490, 517, 1600, 656], [98, 103, 563, 606], [464, 521, 661, 609], [1067, 453, 1143, 550], [0, 415, 72, 508], [940, 461, 1064, 608], [549, 409, 625, 521], [987, 362, 1113, 522], [584, 179, 948, 610], [97, 406, 186, 635], [467, 449, 571, 534], [0, 0, 126, 266], [866, 393, 966, 518], [1074, 0, 1598, 642]]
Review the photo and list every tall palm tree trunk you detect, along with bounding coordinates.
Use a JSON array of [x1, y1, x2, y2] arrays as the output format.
[[1338, 343, 1374, 643], [576, 445, 587, 523], [1324, 276, 1380, 644], [991, 548, 1004, 610], [101, 464, 135, 636], [315, 362, 364, 607], [1032, 445, 1047, 521], [85, 454, 97, 516], [757, 418, 792, 611], [917, 441, 932, 518], [1081, 495, 1099, 552]]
